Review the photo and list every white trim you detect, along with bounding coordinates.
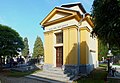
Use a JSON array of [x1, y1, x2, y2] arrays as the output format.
[[53, 47, 56, 67], [54, 30, 62, 34], [45, 19, 78, 32], [46, 24, 69, 32], [54, 43, 63, 47], [53, 33, 56, 67], [56, 7, 79, 12], [61, 2, 81, 6]]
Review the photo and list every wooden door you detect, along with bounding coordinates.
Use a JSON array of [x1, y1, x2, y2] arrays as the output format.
[[56, 47, 63, 67]]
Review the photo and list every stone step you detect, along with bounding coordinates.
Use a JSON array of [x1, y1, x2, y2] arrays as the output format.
[[43, 70, 75, 80], [43, 68, 75, 80], [26, 72, 73, 83], [31, 71, 70, 82], [43, 69, 65, 75], [26, 75, 65, 83], [26, 66, 75, 83], [36, 71, 68, 79], [47, 67, 63, 71]]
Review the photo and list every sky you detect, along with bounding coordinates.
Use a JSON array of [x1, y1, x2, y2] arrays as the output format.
[[0, 0, 94, 53]]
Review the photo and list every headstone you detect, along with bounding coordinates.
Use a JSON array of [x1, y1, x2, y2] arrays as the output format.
[[119, 60, 120, 64]]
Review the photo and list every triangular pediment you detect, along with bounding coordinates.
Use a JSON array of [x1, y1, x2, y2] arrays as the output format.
[[61, 2, 86, 15], [41, 7, 81, 27], [48, 12, 72, 22]]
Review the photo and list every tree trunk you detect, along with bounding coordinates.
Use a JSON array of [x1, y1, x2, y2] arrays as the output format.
[[0, 56, 3, 72]]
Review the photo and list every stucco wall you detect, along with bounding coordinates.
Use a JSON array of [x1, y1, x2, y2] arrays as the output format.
[[63, 26, 77, 65], [44, 31, 54, 64], [80, 28, 89, 64], [80, 20, 98, 67], [80, 27, 98, 67]]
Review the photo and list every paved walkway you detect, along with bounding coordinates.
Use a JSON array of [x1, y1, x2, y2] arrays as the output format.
[[112, 65, 120, 72], [112, 65, 120, 75], [0, 74, 48, 83], [107, 65, 120, 79]]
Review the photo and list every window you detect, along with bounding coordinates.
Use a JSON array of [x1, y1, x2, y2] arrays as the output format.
[[55, 32, 63, 44]]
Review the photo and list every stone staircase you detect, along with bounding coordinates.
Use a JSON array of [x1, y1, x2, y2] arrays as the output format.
[[26, 67, 73, 83]]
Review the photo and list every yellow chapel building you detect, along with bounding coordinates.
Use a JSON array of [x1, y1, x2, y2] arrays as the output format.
[[40, 2, 98, 75]]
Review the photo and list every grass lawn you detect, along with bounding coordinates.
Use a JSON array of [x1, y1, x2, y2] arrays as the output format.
[[1, 69, 41, 77], [76, 68, 107, 83], [113, 64, 120, 66], [99, 64, 107, 67], [76, 67, 120, 83]]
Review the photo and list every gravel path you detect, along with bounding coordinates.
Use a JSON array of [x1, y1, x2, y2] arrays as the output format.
[[0, 74, 48, 83]]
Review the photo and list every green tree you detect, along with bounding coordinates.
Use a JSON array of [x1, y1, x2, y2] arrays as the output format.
[[0, 24, 24, 71], [98, 40, 108, 61], [22, 37, 29, 57], [98, 39, 120, 61], [33, 36, 44, 58], [92, 0, 120, 48]]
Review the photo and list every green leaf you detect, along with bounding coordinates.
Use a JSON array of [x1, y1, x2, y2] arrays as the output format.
[[33, 36, 44, 58]]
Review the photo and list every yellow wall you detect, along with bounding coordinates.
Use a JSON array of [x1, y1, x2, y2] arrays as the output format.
[[63, 26, 78, 65], [80, 28, 90, 64], [44, 31, 54, 64], [44, 25, 78, 65], [44, 26, 97, 66]]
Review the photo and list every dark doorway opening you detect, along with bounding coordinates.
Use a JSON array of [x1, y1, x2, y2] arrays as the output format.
[[56, 47, 63, 67]]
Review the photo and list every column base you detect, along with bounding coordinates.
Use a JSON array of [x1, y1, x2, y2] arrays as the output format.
[[63, 64, 94, 76]]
